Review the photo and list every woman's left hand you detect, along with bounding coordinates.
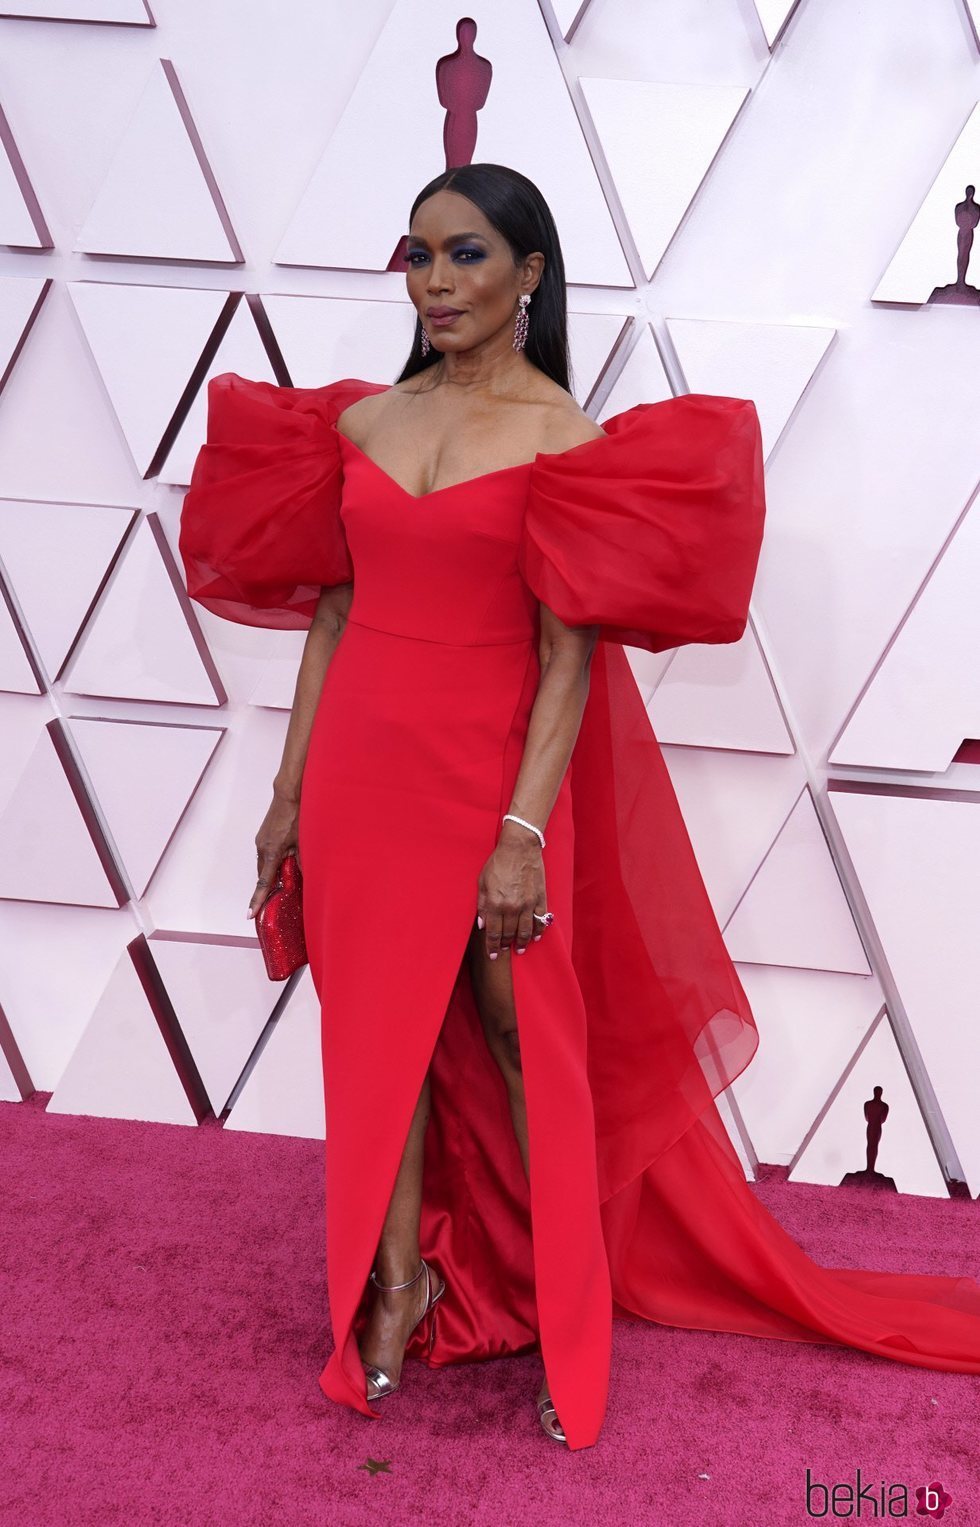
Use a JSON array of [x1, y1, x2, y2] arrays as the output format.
[[477, 831, 548, 959]]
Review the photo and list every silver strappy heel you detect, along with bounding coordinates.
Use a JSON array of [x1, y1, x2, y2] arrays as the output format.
[[537, 1390, 567, 1445], [361, 1257, 446, 1402]]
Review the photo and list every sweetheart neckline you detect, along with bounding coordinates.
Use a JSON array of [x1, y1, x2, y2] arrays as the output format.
[[332, 424, 537, 500]]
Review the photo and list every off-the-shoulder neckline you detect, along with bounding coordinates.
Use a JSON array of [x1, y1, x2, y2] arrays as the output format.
[[333, 426, 545, 501], [329, 381, 614, 502]]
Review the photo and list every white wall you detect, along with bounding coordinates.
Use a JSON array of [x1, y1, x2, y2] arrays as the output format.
[[1, 0, 979, 1198]]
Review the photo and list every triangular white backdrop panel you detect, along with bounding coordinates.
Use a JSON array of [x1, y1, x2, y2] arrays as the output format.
[[0, 898, 133, 1088], [723, 788, 871, 975], [264, 293, 417, 392], [69, 718, 223, 897], [0, 106, 50, 249], [873, 102, 980, 304], [48, 947, 198, 1126], [596, 326, 673, 417], [148, 934, 278, 1116], [830, 788, 980, 1197], [752, 0, 803, 49], [666, 317, 836, 461], [580, 78, 750, 280], [0, 593, 40, 694], [730, 964, 884, 1170], [62, 516, 223, 706], [74, 60, 241, 263], [2, 2, 151, 20], [158, 305, 277, 487], [660, 745, 804, 928], [789, 1011, 949, 1199], [0, 725, 119, 907], [274, 0, 630, 285], [647, 629, 793, 756], [0, 499, 135, 681], [0, 277, 49, 381], [225, 970, 326, 1140], [830, 486, 980, 771], [69, 282, 229, 477]]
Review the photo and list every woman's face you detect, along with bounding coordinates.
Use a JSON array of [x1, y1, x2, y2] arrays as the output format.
[[404, 189, 542, 354]]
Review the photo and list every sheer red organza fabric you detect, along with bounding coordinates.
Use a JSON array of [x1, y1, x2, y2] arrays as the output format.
[[520, 395, 766, 1200]]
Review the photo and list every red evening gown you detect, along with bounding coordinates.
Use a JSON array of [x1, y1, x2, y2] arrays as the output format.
[[178, 372, 980, 1452]]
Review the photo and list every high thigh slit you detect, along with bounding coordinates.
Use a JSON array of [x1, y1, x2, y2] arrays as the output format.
[[179, 371, 980, 1452]]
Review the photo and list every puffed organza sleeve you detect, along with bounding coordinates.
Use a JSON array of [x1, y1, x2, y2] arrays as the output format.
[[520, 394, 766, 653], [178, 372, 382, 630]]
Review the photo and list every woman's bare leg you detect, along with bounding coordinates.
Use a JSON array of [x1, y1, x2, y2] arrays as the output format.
[[358, 1071, 438, 1387], [358, 928, 548, 1408], [465, 925, 549, 1411], [465, 924, 529, 1172]]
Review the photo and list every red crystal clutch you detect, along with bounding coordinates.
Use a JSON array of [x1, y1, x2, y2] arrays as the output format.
[[255, 851, 308, 981]]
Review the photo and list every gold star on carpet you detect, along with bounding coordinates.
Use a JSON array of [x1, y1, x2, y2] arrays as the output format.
[[359, 1458, 392, 1477]]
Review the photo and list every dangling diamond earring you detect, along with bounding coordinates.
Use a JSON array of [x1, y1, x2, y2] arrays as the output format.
[[420, 323, 430, 357], [513, 293, 531, 352]]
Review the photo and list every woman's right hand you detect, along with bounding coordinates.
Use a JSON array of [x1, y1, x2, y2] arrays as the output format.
[[248, 789, 301, 920]]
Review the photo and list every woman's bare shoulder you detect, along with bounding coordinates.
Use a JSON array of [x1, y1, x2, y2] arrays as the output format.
[[334, 388, 390, 443], [536, 389, 607, 454], [335, 374, 432, 441]]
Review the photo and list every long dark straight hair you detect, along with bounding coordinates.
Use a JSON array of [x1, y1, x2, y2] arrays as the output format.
[[395, 163, 572, 394]]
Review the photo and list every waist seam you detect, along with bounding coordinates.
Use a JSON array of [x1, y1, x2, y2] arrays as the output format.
[[344, 616, 532, 649]]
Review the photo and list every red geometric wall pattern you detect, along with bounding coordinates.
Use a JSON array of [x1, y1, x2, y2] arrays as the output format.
[[1, 0, 979, 1206]]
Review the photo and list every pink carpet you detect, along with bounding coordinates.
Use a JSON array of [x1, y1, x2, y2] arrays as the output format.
[[2, 1093, 977, 1526]]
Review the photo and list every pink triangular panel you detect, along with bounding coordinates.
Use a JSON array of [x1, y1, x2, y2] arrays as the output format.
[[0, 499, 135, 680], [62, 515, 224, 706], [158, 304, 278, 486], [0, 727, 119, 906], [0, 586, 41, 693], [225, 971, 325, 1140], [648, 627, 793, 754], [47, 950, 197, 1125], [0, 1, 151, 19], [68, 281, 229, 475], [724, 789, 871, 974], [70, 718, 223, 896], [149, 933, 278, 1114], [73, 60, 241, 262], [0, 277, 49, 388], [789, 1012, 948, 1198], [0, 103, 52, 249]]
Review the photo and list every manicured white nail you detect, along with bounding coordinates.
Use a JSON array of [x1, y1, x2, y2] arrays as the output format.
[[477, 915, 484, 930]]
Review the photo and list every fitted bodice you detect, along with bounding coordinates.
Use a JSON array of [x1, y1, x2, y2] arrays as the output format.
[[336, 430, 541, 647]]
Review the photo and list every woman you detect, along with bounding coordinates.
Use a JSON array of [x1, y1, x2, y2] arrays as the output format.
[[179, 163, 980, 1452]]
